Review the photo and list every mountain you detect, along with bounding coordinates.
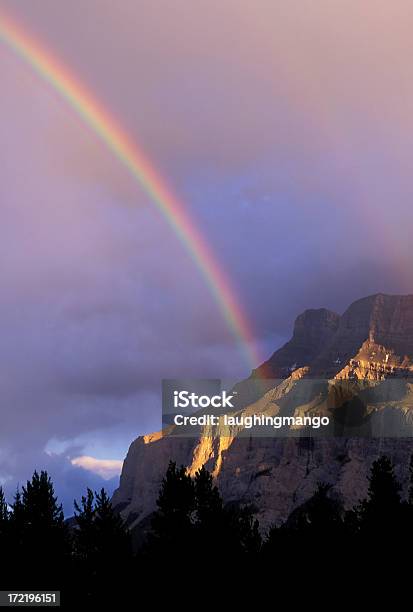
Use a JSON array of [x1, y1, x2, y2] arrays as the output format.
[[257, 293, 413, 379], [254, 307, 340, 378], [112, 293, 413, 533]]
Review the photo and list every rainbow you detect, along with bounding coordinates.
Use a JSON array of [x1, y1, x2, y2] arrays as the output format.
[[0, 10, 261, 369]]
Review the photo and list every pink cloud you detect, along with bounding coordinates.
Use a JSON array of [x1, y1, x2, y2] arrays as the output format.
[[71, 455, 123, 480]]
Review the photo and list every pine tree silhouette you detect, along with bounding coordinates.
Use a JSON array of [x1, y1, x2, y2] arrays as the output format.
[[73, 487, 131, 602], [149, 461, 195, 555], [94, 488, 131, 558], [0, 487, 10, 573], [9, 488, 24, 549], [8, 472, 69, 588], [0, 487, 9, 539], [263, 483, 344, 554], [230, 506, 261, 553], [262, 522, 281, 554], [73, 488, 96, 563], [149, 461, 261, 555], [194, 465, 222, 522], [290, 483, 344, 534], [193, 465, 223, 550], [358, 455, 403, 538]]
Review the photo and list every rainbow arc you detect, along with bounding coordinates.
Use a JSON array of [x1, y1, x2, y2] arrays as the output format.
[[0, 9, 261, 369]]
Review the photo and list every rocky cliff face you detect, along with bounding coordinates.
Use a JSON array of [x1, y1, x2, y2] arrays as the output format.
[[313, 294, 413, 378], [112, 293, 413, 532], [254, 308, 340, 378]]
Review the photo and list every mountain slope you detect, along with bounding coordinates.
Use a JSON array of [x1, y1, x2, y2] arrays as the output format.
[[112, 293, 413, 531]]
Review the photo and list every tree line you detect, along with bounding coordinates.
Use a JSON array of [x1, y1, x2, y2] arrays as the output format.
[[0, 453, 412, 601]]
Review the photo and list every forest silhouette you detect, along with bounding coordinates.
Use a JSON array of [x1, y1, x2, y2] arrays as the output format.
[[0, 452, 411, 602]]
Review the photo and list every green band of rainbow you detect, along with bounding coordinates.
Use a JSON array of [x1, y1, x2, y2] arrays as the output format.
[[0, 10, 260, 369]]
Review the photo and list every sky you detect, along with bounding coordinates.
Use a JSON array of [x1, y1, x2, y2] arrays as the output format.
[[1, 0, 413, 512]]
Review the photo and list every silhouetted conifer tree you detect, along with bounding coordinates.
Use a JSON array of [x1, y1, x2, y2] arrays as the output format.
[[262, 523, 279, 554], [8, 472, 69, 587], [289, 483, 344, 535], [149, 462, 261, 555], [194, 465, 222, 522], [73, 487, 131, 602], [94, 489, 130, 557], [73, 489, 96, 562], [231, 506, 261, 552], [149, 461, 195, 554], [9, 489, 24, 548], [0, 487, 9, 539], [358, 455, 402, 538], [263, 483, 344, 554], [193, 465, 223, 550], [0, 486, 10, 573]]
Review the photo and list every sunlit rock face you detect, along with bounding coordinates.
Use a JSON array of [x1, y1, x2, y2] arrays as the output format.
[[112, 294, 413, 532]]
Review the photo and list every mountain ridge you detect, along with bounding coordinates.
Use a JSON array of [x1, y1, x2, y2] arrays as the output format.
[[112, 292, 413, 532]]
